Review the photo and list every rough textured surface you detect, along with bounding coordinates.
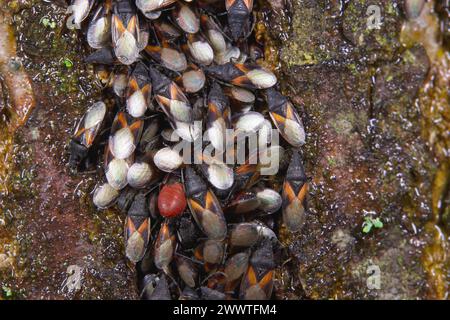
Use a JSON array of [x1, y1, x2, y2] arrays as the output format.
[[266, 0, 449, 300], [0, 0, 448, 300], [0, 1, 137, 299]]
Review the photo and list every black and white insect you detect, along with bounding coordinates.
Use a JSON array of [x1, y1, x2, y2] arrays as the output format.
[[68, 0, 309, 300]]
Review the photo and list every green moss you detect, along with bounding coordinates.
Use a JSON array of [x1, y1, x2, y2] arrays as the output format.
[[331, 112, 356, 135], [342, 0, 402, 60], [386, 2, 397, 15], [402, 49, 418, 64], [347, 63, 359, 75], [279, 1, 341, 66], [327, 156, 337, 167]]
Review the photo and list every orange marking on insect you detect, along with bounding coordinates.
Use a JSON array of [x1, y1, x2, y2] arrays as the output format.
[[170, 83, 188, 103], [137, 218, 149, 235], [113, 15, 126, 34], [84, 129, 95, 147], [180, 43, 189, 52], [232, 75, 253, 88], [159, 222, 171, 239], [285, 104, 296, 121], [283, 181, 297, 202], [129, 119, 143, 135], [225, 0, 236, 10], [117, 112, 129, 128], [169, 83, 179, 100], [158, 96, 184, 125], [126, 15, 137, 34], [74, 126, 87, 139], [194, 246, 204, 261], [297, 183, 308, 202], [234, 64, 250, 74], [258, 270, 273, 289], [187, 33, 197, 43], [105, 0, 113, 11], [156, 95, 171, 110], [246, 266, 258, 285], [128, 77, 139, 93], [145, 45, 161, 54], [127, 217, 136, 234], [141, 84, 152, 99], [190, 199, 206, 215], [200, 14, 208, 25], [223, 108, 230, 121], [235, 163, 257, 175], [205, 191, 222, 214], [160, 39, 172, 48], [208, 102, 219, 115], [270, 112, 287, 126], [174, 75, 183, 85], [243, 0, 254, 10], [246, 171, 260, 189]]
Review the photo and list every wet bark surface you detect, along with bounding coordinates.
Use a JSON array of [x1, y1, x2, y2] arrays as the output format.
[[0, 0, 448, 299], [0, 1, 137, 299], [265, 0, 449, 299]]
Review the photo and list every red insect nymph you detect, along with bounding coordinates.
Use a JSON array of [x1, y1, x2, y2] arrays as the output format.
[[158, 182, 187, 218]]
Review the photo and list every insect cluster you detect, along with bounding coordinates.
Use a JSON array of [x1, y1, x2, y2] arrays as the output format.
[[67, 0, 309, 300]]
